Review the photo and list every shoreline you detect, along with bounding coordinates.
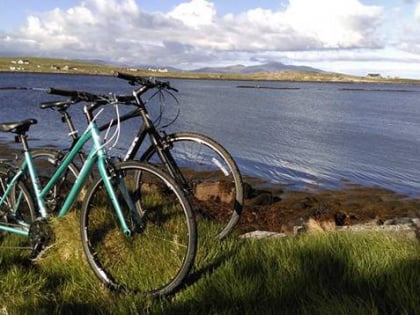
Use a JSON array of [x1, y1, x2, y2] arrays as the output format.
[[2, 56, 420, 85], [240, 175, 420, 235], [2, 69, 420, 86], [1, 139, 418, 236]]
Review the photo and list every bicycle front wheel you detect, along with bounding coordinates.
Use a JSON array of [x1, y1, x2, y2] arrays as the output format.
[[141, 132, 244, 240], [80, 161, 196, 297]]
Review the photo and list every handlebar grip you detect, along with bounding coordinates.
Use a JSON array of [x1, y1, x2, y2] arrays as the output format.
[[116, 95, 136, 103], [114, 72, 154, 87], [48, 88, 79, 98], [114, 72, 138, 82], [114, 72, 178, 93], [48, 88, 100, 102]]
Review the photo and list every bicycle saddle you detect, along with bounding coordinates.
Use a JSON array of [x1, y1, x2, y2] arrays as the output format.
[[0, 119, 38, 134]]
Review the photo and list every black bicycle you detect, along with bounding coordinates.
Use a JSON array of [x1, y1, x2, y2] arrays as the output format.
[[30, 74, 243, 240]]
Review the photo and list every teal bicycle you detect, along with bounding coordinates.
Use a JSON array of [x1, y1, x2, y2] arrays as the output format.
[[0, 93, 197, 297]]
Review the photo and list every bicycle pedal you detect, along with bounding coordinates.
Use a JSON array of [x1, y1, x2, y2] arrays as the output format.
[[28, 219, 54, 259], [30, 238, 45, 259], [30, 243, 55, 261]]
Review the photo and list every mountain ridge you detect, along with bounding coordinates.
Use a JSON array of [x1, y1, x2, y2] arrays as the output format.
[[190, 61, 324, 74]]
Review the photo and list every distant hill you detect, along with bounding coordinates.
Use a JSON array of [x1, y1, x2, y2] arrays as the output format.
[[192, 62, 323, 74], [2, 57, 419, 85], [191, 64, 247, 74]]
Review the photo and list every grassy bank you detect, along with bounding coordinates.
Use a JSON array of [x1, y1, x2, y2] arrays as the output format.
[[2, 57, 420, 84], [0, 211, 418, 314]]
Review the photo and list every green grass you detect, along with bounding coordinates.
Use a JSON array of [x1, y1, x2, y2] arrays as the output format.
[[0, 212, 418, 314]]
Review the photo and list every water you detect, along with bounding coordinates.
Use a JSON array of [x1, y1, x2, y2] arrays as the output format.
[[1, 72, 420, 196]]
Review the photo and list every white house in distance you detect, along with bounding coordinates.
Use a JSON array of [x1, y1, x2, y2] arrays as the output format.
[[147, 67, 169, 73], [9, 59, 30, 71], [11, 59, 30, 65]]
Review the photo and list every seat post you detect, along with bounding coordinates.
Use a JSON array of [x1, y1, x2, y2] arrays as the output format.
[[18, 134, 30, 152], [60, 110, 79, 140]]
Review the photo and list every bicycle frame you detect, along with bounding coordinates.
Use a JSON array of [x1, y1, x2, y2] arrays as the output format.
[[57, 98, 190, 191], [0, 116, 132, 237], [119, 108, 186, 183]]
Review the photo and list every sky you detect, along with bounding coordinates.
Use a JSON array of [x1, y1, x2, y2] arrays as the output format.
[[1, 0, 420, 78]]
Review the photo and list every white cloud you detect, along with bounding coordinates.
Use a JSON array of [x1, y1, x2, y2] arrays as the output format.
[[415, 2, 420, 19], [282, 0, 383, 48], [168, 0, 216, 28], [392, 1, 420, 56], [215, 0, 383, 52], [15, 0, 147, 57], [3, 0, 420, 78], [6, 0, 384, 57]]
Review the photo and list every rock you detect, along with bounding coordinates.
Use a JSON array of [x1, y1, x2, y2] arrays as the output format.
[[334, 212, 348, 226], [243, 182, 256, 199], [302, 196, 318, 208], [299, 218, 336, 234], [240, 230, 287, 239], [247, 192, 274, 206], [336, 217, 419, 241], [293, 225, 305, 235], [194, 181, 234, 203], [240, 214, 419, 241], [383, 217, 416, 225], [303, 218, 326, 234]]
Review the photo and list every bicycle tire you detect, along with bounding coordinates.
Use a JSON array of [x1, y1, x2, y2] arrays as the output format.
[[141, 132, 243, 240], [23, 149, 79, 213], [80, 161, 197, 297], [0, 167, 36, 230]]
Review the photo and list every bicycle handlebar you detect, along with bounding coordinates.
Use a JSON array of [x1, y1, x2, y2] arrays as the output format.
[[113, 72, 178, 92], [44, 88, 136, 107], [47, 88, 103, 102]]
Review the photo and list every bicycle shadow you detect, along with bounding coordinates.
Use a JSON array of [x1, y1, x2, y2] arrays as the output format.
[[173, 237, 239, 296]]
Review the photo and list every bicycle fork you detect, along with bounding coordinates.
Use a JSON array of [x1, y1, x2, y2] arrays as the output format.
[[91, 131, 135, 237]]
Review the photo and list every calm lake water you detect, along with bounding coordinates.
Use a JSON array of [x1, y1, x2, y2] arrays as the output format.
[[1, 72, 420, 196]]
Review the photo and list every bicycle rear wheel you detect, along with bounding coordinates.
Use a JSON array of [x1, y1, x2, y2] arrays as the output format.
[[24, 149, 79, 213], [80, 161, 196, 297], [141, 132, 243, 240], [0, 167, 36, 230]]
